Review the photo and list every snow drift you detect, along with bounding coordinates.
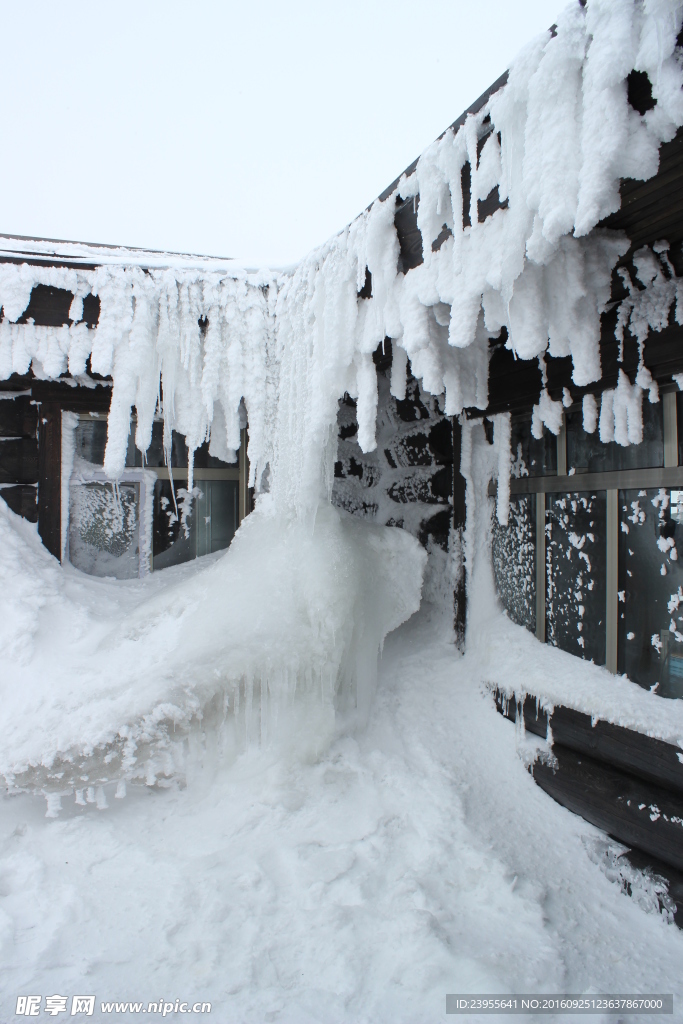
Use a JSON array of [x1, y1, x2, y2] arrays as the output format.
[[0, 498, 425, 794]]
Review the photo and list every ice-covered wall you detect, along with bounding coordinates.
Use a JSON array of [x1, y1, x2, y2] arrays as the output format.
[[332, 356, 453, 549], [2, 0, 683, 522]]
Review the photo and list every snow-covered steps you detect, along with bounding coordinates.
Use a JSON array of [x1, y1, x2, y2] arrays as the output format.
[[532, 744, 683, 874], [494, 686, 683, 923], [495, 689, 683, 796]]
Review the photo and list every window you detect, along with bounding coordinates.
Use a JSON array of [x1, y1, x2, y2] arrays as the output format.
[[491, 494, 536, 633], [545, 491, 606, 664], [65, 414, 247, 578], [566, 399, 664, 474], [510, 413, 557, 478], [618, 487, 683, 697], [494, 389, 683, 697]]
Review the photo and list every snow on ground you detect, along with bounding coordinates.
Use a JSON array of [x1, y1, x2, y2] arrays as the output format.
[[0, 602, 682, 1024]]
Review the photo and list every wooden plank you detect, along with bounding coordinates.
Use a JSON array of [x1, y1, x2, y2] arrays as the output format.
[[0, 484, 38, 522], [452, 417, 466, 532], [16, 285, 73, 327], [494, 690, 548, 738], [0, 437, 39, 483], [31, 379, 112, 413], [495, 688, 683, 796], [38, 404, 61, 559], [551, 706, 683, 796], [0, 395, 37, 438], [9, 284, 101, 328], [532, 744, 683, 873], [394, 196, 422, 272], [452, 418, 466, 648]]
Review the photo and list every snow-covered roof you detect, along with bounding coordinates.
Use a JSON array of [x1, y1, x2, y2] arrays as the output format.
[[0, 233, 234, 272]]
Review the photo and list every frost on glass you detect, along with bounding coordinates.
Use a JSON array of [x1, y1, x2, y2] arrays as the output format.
[[546, 491, 606, 664], [69, 481, 140, 579], [618, 487, 683, 698], [566, 399, 663, 474], [510, 414, 557, 479], [491, 494, 536, 633]]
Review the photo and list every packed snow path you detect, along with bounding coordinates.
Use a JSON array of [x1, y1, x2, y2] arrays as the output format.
[[0, 608, 681, 1024]]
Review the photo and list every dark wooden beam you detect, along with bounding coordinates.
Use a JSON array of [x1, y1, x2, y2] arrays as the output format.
[[0, 394, 38, 438], [453, 417, 466, 647], [31, 378, 112, 414], [533, 744, 683, 874], [551, 705, 683, 797], [1, 484, 37, 522], [0, 438, 38, 484], [495, 688, 683, 796], [37, 403, 61, 559]]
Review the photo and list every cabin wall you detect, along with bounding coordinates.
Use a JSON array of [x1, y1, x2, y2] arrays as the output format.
[[0, 391, 38, 523]]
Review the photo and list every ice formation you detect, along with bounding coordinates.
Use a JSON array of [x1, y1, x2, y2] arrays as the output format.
[[0, 498, 425, 791], [3, 0, 683, 789], [2, 0, 683, 500]]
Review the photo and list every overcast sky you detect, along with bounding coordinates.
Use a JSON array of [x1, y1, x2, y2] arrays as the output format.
[[1, 1, 559, 267]]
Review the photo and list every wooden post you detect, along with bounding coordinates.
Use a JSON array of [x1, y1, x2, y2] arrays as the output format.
[[557, 412, 567, 476], [453, 416, 467, 648], [536, 492, 546, 643], [238, 427, 250, 523], [38, 403, 61, 560], [663, 390, 678, 469], [606, 488, 619, 674]]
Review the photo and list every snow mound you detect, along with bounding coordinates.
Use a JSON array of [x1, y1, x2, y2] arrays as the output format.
[[0, 500, 426, 795]]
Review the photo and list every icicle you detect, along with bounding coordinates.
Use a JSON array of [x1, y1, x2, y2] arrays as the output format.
[[45, 792, 62, 818], [582, 393, 598, 434]]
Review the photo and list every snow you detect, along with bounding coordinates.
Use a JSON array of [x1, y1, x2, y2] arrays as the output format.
[[583, 392, 599, 434], [3, 2, 683, 1015], [0, 497, 425, 790], [1, 607, 682, 1023]]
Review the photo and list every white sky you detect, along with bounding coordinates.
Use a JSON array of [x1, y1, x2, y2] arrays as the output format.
[[0, 1, 559, 268]]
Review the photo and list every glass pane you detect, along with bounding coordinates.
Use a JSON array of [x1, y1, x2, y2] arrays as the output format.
[[511, 414, 557, 478], [74, 417, 108, 466], [134, 422, 236, 469], [491, 494, 536, 633], [566, 400, 663, 474], [546, 491, 606, 664], [76, 418, 237, 471], [676, 392, 683, 468], [196, 480, 239, 556], [152, 480, 195, 569], [69, 481, 140, 579], [74, 417, 140, 469], [153, 479, 239, 569], [133, 422, 189, 469], [618, 487, 683, 698]]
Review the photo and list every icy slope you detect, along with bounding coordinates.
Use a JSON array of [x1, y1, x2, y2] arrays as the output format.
[[0, 609, 681, 1024], [0, 500, 425, 792]]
